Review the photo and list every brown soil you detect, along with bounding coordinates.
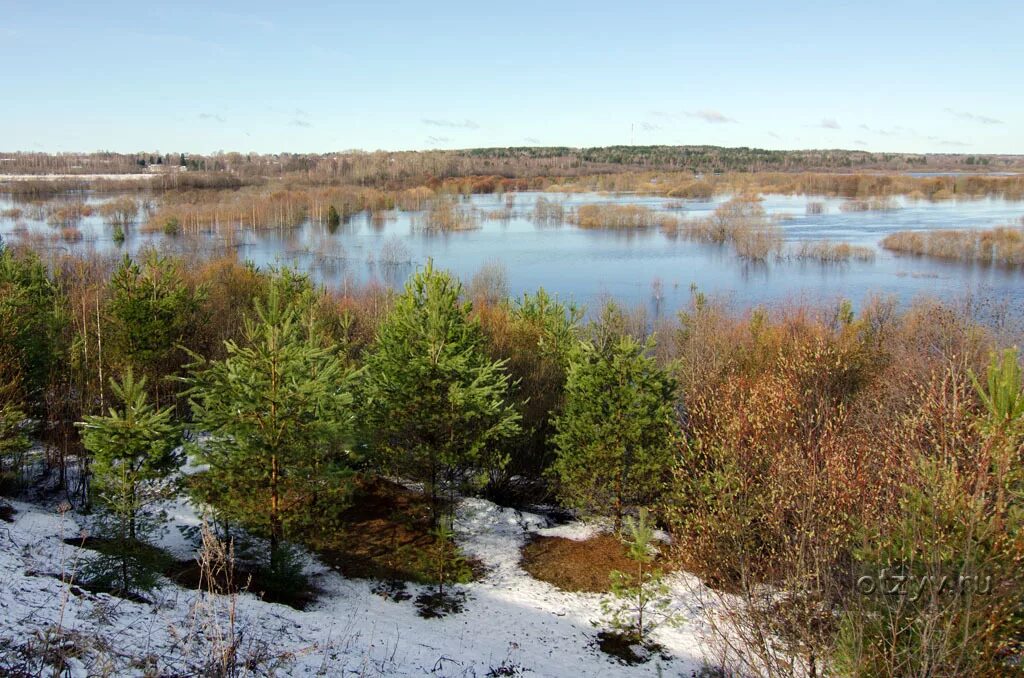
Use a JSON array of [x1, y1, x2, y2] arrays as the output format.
[[521, 533, 667, 593]]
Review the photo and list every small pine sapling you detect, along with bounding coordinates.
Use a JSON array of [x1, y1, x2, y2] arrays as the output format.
[[415, 511, 472, 618], [77, 369, 181, 595], [599, 509, 677, 648]]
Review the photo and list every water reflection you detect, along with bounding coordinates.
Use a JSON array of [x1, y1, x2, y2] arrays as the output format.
[[1, 191, 1022, 318]]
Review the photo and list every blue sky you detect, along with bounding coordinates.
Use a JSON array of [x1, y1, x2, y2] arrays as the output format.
[[2, 1, 1021, 154]]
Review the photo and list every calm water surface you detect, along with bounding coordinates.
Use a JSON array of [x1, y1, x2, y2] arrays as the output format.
[[2, 191, 1022, 317]]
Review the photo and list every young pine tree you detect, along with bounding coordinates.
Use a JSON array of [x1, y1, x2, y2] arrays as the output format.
[[106, 250, 205, 405], [361, 261, 521, 525], [77, 369, 181, 594], [550, 333, 677, 529], [600, 509, 676, 646], [0, 361, 30, 496], [0, 245, 64, 409], [184, 285, 355, 574], [327, 204, 342, 230]]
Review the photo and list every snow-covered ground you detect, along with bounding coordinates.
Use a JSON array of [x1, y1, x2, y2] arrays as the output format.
[[0, 494, 716, 676]]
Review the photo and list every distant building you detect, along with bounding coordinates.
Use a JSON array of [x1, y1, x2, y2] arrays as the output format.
[[146, 164, 187, 173]]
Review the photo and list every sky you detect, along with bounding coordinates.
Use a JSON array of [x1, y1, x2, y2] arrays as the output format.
[[1, 0, 1021, 154]]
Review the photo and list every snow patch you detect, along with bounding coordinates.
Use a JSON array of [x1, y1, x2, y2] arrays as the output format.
[[0, 494, 713, 676]]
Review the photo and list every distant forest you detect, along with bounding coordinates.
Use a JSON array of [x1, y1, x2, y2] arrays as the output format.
[[2, 145, 1020, 181]]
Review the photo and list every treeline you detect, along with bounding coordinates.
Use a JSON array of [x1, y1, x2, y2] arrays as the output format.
[[4, 146, 1023, 183], [1, 241, 1022, 675], [465, 145, 934, 172], [548, 170, 1024, 201]]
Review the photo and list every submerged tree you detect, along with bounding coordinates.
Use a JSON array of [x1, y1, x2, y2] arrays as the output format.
[[184, 285, 355, 574], [550, 332, 677, 528], [77, 369, 180, 594], [361, 261, 521, 525]]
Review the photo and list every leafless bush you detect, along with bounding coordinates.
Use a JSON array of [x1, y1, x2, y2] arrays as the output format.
[[468, 261, 509, 306], [680, 195, 782, 261], [99, 197, 139, 228], [420, 197, 480, 231], [532, 196, 565, 225], [378, 237, 412, 266]]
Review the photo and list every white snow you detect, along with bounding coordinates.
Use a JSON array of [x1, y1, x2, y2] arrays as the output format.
[[0, 493, 716, 676]]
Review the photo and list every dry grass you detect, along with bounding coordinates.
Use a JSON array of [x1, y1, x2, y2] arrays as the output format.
[[794, 240, 876, 262], [881, 226, 1024, 266]]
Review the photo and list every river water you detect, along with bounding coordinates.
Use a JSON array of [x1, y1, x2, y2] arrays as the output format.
[[2, 191, 1022, 317]]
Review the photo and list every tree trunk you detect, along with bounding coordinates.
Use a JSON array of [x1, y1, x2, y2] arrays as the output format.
[[270, 454, 280, 570]]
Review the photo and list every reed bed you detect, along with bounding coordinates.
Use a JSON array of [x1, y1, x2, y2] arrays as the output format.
[[839, 196, 899, 212], [568, 203, 677, 230], [141, 185, 395, 234], [793, 239, 876, 262], [881, 226, 1024, 266]]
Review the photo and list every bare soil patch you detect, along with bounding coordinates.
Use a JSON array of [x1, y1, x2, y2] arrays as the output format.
[[520, 533, 669, 593]]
